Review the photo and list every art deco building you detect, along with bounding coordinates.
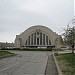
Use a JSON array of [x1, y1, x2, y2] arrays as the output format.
[[15, 25, 62, 48]]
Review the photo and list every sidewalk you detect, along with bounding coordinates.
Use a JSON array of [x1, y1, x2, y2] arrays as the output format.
[[45, 53, 58, 75], [56, 50, 72, 54]]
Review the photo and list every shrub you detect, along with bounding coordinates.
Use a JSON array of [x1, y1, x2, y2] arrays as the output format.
[[54, 52, 58, 56], [1, 48, 52, 51]]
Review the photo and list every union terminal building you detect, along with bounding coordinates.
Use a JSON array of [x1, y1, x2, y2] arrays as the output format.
[[15, 25, 62, 48]]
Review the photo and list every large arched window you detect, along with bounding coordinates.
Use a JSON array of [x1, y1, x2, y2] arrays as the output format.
[[25, 32, 51, 46]]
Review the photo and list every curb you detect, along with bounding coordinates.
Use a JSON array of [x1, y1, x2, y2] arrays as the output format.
[[53, 53, 63, 75], [44, 55, 49, 75]]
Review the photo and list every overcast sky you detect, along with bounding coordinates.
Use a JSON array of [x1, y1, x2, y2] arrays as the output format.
[[0, 0, 74, 43]]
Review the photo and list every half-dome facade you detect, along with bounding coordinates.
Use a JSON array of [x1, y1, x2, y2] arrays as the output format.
[[15, 25, 62, 48]]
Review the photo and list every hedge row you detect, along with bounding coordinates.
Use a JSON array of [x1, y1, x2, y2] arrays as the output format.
[[0, 48, 52, 51]]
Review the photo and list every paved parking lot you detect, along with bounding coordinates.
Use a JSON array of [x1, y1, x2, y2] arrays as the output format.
[[0, 51, 48, 75]]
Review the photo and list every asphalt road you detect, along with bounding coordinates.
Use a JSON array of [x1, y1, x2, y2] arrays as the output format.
[[0, 51, 48, 75], [0, 51, 58, 75]]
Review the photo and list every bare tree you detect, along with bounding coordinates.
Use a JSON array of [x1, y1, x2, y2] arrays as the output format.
[[63, 26, 75, 53]]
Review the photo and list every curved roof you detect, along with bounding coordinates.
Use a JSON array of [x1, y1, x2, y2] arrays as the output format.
[[17, 25, 59, 43], [20, 25, 55, 35]]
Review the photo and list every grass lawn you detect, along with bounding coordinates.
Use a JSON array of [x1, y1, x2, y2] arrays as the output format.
[[0, 51, 15, 58], [56, 53, 75, 75]]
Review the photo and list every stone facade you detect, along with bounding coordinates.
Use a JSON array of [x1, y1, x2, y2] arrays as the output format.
[[0, 42, 14, 49], [15, 25, 62, 48]]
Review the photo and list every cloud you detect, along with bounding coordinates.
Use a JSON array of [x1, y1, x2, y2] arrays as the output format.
[[0, 0, 74, 42], [74, 0, 75, 15]]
